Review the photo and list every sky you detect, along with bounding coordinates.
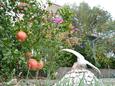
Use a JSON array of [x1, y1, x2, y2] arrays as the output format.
[[49, 0, 115, 19]]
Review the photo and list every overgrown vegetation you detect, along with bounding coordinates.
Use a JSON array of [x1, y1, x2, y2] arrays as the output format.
[[0, 0, 115, 82], [0, 0, 69, 81], [63, 2, 115, 68]]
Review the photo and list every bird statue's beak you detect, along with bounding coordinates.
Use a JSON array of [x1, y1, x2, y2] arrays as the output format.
[[61, 49, 101, 74], [85, 60, 101, 74]]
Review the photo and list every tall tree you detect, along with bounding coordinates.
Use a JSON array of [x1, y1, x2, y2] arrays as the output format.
[[71, 2, 112, 35]]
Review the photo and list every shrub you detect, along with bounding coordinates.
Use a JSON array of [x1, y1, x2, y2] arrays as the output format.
[[0, 0, 71, 81]]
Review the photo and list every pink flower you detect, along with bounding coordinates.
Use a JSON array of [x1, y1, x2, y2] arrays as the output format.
[[72, 28, 79, 32], [52, 17, 64, 24]]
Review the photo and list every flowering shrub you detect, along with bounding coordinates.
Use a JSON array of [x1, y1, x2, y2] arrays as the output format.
[[0, 0, 78, 81]]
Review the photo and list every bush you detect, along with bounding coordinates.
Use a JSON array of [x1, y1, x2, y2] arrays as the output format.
[[0, 0, 72, 81], [0, 0, 114, 81]]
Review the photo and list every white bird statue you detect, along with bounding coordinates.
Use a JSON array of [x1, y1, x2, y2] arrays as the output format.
[[53, 49, 103, 86]]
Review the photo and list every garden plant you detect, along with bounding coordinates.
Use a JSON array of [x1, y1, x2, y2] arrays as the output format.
[[0, 0, 115, 85]]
